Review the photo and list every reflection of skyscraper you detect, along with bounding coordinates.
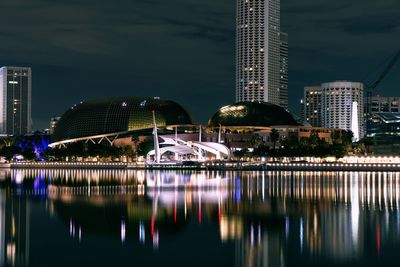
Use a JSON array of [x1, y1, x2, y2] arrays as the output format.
[[236, 0, 282, 105], [0, 67, 32, 135], [0, 191, 30, 267], [234, 224, 286, 267]]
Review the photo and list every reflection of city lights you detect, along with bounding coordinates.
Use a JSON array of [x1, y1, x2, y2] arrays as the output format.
[[153, 230, 159, 249], [351, 174, 360, 247], [300, 218, 304, 253], [6, 243, 16, 265], [220, 216, 229, 241], [139, 222, 145, 244], [151, 215, 155, 237], [137, 185, 145, 196], [250, 224, 254, 246], [219, 215, 243, 241], [15, 171, 23, 184], [69, 219, 73, 236], [7, 168, 400, 266], [121, 220, 126, 243], [285, 216, 289, 240]]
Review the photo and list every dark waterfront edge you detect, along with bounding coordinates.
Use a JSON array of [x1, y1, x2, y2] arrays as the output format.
[[1, 162, 400, 171]]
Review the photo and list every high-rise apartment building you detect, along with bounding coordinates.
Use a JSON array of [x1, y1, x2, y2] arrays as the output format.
[[303, 81, 365, 141], [279, 32, 288, 109], [302, 86, 322, 127], [0, 67, 32, 135], [321, 81, 364, 140], [236, 0, 282, 105]]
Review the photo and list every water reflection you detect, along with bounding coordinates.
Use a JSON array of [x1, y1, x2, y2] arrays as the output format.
[[0, 169, 400, 266]]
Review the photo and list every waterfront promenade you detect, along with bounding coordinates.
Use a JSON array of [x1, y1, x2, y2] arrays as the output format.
[[2, 160, 400, 171]]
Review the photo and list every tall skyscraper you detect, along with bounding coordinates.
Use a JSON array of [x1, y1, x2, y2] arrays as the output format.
[[279, 32, 288, 109], [0, 67, 32, 135], [303, 81, 365, 140], [236, 0, 282, 105]]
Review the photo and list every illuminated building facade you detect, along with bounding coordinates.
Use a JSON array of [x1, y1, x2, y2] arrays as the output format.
[[302, 86, 322, 127], [236, 0, 283, 106], [0, 66, 32, 135], [51, 96, 194, 146], [321, 81, 364, 140], [303, 81, 364, 140]]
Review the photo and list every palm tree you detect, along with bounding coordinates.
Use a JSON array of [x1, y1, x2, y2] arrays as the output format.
[[270, 128, 279, 151]]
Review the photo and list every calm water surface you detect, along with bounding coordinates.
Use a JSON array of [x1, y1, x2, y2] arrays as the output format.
[[0, 169, 400, 267]]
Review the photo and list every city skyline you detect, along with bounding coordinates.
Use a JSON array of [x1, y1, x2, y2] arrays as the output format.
[[0, 0, 399, 130]]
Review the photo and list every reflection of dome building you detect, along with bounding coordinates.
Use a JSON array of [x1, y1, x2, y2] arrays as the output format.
[[52, 97, 194, 143], [209, 102, 299, 128]]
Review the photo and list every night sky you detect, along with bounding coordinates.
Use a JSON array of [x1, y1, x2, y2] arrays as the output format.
[[0, 0, 399, 130]]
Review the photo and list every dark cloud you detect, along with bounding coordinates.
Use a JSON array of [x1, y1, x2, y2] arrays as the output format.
[[0, 0, 399, 129]]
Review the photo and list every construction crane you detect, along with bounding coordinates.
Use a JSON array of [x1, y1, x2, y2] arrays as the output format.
[[365, 49, 400, 114]]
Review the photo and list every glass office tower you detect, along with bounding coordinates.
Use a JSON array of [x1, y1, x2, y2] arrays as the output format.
[[0, 67, 32, 135]]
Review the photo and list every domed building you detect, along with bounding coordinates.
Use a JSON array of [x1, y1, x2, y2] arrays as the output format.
[[52, 97, 194, 144], [208, 102, 299, 128], [205, 102, 341, 150]]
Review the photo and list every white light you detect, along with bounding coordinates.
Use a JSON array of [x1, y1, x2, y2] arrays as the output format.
[[15, 171, 23, 184], [351, 102, 360, 142], [121, 220, 126, 243]]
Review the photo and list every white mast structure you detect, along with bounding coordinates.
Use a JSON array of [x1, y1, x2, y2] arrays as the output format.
[[152, 110, 161, 164], [199, 125, 202, 142], [351, 102, 360, 142], [218, 124, 222, 143]]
